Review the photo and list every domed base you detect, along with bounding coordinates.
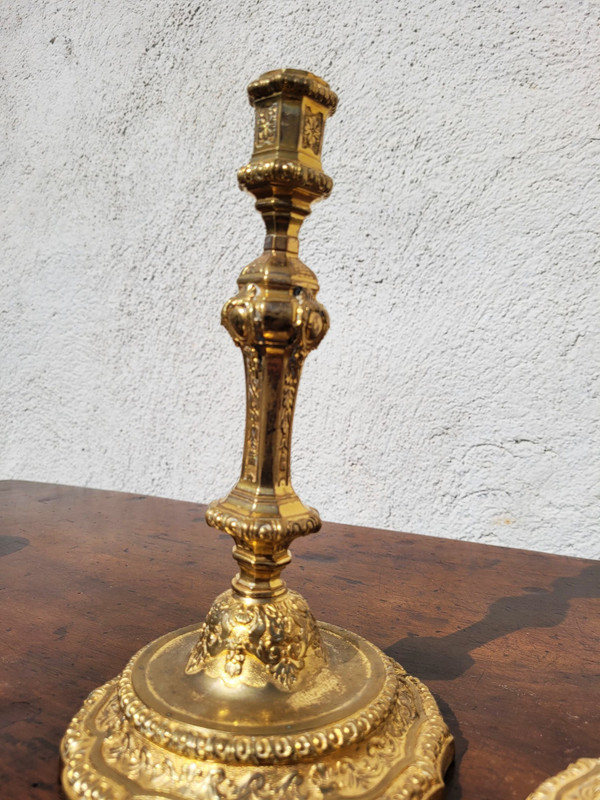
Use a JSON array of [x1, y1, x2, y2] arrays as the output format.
[[61, 621, 453, 800]]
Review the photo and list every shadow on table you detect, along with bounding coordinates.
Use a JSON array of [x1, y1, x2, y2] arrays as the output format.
[[385, 562, 600, 683], [384, 563, 600, 799]]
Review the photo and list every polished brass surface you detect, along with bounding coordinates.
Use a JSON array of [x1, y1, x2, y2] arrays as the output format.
[[525, 758, 600, 800], [208, 68, 335, 604], [61, 69, 453, 800]]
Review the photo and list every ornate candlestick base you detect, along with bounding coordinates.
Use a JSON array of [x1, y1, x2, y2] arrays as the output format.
[[525, 758, 600, 800], [62, 619, 452, 800], [61, 70, 453, 800]]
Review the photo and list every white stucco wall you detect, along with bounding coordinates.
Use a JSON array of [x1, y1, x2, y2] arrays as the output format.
[[2, 1, 599, 558]]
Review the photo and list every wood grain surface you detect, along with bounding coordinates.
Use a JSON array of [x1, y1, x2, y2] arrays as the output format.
[[1, 480, 598, 800]]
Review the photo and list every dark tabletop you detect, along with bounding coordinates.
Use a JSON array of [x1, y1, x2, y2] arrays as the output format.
[[1, 480, 598, 800]]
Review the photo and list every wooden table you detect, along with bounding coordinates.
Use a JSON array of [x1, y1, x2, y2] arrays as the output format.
[[1, 480, 598, 800]]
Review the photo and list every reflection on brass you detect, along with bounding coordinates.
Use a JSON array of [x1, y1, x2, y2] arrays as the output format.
[[525, 758, 600, 800], [61, 69, 454, 800]]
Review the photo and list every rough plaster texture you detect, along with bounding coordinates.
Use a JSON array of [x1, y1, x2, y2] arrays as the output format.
[[2, 1, 599, 558]]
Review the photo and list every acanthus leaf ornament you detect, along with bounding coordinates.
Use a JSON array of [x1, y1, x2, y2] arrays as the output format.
[[185, 590, 326, 690], [255, 104, 278, 148], [302, 108, 324, 155]]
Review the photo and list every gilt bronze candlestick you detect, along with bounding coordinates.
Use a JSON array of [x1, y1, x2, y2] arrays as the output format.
[[61, 69, 453, 800]]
